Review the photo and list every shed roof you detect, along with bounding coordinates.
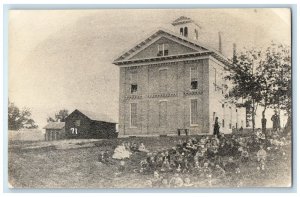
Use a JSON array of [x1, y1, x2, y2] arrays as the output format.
[[74, 109, 117, 124], [43, 122, 65, 129]]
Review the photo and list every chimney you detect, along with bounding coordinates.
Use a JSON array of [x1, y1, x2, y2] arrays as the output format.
[[218, 32, 222, 54]]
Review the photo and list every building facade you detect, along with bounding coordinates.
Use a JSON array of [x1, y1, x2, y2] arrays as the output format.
[[64, 109, 118, 139], [43, 122, 65, 141], [113, 16, 246, 136]]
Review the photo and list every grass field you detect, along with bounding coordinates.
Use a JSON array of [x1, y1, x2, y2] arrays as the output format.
[[8, 136, 292, 188]]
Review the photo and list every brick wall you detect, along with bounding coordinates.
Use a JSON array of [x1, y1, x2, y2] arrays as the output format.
[[119, 58, 213, 136]]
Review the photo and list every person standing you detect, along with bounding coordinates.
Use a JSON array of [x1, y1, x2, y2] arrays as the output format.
[[213, 117, 220, 136], [271, 111, 280, 132]]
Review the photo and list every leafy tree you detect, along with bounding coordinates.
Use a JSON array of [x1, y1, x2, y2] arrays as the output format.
[[226, 43, 291, 133], [8, 100, 38, 130], [225, 49, 263, 132], [47, 109, 69, 122], [256, 43, 291, 131]]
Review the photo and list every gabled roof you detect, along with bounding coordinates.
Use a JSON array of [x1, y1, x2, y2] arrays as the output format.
[[171, 16, 193, 26], [112, 28, 230, 66], [72, 109, 117, 124], [43, 122, 65, 130]]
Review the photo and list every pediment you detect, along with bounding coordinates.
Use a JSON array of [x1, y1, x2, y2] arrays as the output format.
[[113, 29, 210, 63]]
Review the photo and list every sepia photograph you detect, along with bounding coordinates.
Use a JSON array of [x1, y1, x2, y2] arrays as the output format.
[[7, 8, 292, 189]]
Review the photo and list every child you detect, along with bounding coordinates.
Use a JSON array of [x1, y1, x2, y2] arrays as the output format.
[[169, 173, 184, 188], [112, 143, 131, 159], [257, 144, 267, 171], [98, 151, 106, 163], [214, 164, 226, 178], [161, 154, 171, 172], [224, 157, 240, 175], [161, 178, 169, 188], [203, 162, 212, 186], [138, 142, 149, 153], [115, 160, 126, 176], [183, 177, 194, 187], [139, 159, 149, 173], [241, 147, 249, 162], [152, 171, 163, 188]]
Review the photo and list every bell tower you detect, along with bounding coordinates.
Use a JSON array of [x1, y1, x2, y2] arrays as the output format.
[[171, 16, 201, 41]]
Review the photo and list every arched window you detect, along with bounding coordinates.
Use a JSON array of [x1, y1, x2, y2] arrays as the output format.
[[194, 29, 198, 40], [184, 27, 188, 37], [180, 28, 183, 35]]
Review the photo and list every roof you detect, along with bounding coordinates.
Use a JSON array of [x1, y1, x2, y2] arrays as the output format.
[[43, 122, 65, 130], [74, 109, 117, 124], [171, 16, 193, 26], [112, 28, 230, 66]]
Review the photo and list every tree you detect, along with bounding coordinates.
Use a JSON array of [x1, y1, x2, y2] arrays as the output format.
[[256, 43, 291, 131], [47, 109, 69, 122], [226, 43, 291, 133], [225, 49, 263, 132], [8, 100, 38, 130]]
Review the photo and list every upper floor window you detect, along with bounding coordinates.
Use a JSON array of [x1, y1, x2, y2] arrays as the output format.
[[194, 29, 199, 40], [130, 71, 138, 94], [190, 66, 198, 90], [184, 27, 188, 37], [214, 68, 217, 91], [157, 44, 169, 57], [159, 68, 168, 92], [180, 28, 184, 36], [75, 120, 80, 127]]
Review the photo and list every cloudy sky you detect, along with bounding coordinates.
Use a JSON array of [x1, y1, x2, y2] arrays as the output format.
[[9, 8, 291, 128]]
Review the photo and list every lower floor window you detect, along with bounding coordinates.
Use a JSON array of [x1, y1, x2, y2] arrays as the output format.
[[130, 103, 138, 127], [190, 99, 198, 125], [159, 101, 167, 127]]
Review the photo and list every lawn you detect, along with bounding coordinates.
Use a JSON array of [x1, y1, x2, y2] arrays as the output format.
[[8, 135, 292, 188]]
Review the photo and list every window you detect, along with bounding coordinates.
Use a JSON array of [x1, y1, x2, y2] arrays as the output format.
[[180, 28, 184, 35], [184, 27, 188, 37], [213, 112, 216, 122], [75, 120, 80, 127], [159, 101, 167, 127], [130, 71, 137, 94], [222, 104, 224, 108], [159, 69, 168, 92], [194, 29, 199, 40], [190, 99, 198, 125], [214, 68, 217, 91], [157, 44, 169, 57], [131, 84, 138, 93], [71, 128, 78, 135], [190, 66, 198, 90], [222, 119, 225, 128], [130, 103, 138, 128]]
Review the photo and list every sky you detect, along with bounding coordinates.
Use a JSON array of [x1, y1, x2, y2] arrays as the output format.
[[8, 8, 291, 129]]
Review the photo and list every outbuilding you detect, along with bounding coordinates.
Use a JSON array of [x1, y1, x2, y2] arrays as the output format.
[[43, 122, 65, 141], [65, 109, 118, 139]]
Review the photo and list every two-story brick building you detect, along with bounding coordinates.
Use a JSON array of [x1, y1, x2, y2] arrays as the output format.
[[113, 16, 246, 136]]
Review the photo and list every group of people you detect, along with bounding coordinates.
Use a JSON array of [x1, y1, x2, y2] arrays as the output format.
[[97, 127, 290, 187]]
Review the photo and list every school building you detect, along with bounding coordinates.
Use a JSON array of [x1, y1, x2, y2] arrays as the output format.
[[113, 16, 246, 136]]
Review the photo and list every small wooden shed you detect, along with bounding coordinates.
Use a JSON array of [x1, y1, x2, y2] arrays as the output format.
[[65, 109, 118, 139], [43, 122, 65, 141]]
